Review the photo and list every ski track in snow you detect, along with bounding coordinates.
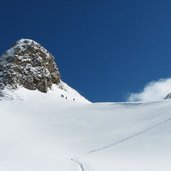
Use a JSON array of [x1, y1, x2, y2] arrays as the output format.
[[87, 117, 171, 154], [71, 115, 171, 171], [71, 158, 86, 171]]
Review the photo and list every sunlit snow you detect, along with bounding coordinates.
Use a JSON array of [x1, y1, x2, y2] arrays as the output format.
[[0, 86, 171, 171]]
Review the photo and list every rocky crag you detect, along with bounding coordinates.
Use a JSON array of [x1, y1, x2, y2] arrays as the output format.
[[0, 39, 61, 93]]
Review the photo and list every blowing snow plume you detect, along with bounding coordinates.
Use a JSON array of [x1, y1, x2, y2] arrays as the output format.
[[128, 78, 171, 102]]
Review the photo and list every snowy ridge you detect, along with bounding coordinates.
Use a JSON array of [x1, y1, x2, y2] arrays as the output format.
[[0, 81, 90, 103]]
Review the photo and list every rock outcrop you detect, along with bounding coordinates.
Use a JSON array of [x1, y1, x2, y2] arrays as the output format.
[[0, 39, 61, 93], [164, 92, 171, 99]]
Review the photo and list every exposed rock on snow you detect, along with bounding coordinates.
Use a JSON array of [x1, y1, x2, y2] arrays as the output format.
[[164, 92, 171, 99], [0, 39, 60, 93]]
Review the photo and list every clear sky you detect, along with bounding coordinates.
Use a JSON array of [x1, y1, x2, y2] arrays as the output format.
[[1, 0, 171, 102]]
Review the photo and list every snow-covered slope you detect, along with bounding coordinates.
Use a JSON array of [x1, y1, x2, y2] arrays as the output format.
[[0, 81, 89, 103], [0, 92, 171, 171]]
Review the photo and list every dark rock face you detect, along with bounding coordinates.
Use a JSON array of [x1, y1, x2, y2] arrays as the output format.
[[164, 93, 171, 99], [0, 39, 61, 93]]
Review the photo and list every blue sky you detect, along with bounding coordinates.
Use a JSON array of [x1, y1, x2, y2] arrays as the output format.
[[1, 0, 171, 102]]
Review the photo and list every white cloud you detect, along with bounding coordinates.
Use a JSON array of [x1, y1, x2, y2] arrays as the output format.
[[128, 78, 171, 102]]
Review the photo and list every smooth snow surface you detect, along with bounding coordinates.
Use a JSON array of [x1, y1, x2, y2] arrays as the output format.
[[0, 89, 171, 171]]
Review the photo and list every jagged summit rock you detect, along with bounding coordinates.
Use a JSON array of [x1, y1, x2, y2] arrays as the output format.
[[0, 39, 61, 93]]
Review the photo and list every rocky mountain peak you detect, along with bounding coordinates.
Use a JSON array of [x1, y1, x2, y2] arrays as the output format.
[[0, 39, 61, 93]]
